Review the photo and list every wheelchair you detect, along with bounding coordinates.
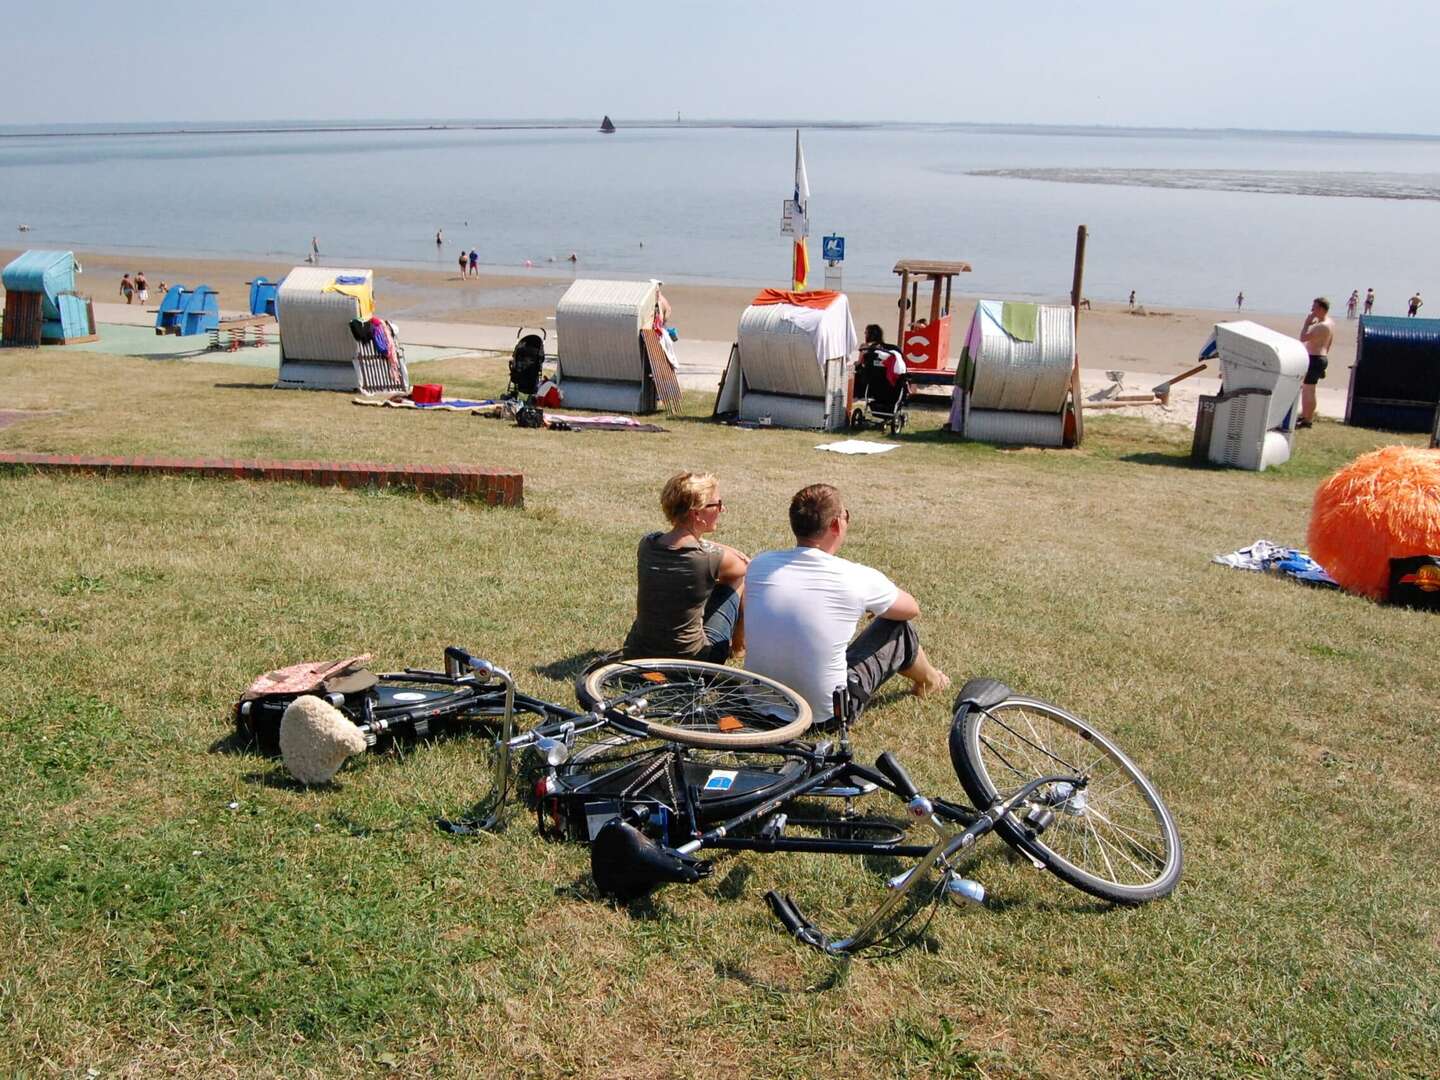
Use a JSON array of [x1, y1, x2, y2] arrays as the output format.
[[849, 344, 910, 437]]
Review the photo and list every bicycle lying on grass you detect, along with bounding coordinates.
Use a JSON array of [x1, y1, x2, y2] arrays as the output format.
[[236, 647, 1183, 956]]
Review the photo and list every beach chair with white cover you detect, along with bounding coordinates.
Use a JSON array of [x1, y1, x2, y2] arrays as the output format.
[[555, 279, 678, 413], [716, 290, 857, 431], [1193, 321, 1304, 471]]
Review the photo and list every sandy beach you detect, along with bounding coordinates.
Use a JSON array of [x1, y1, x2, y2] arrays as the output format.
[[1, 246, 1360, 419], [5, 246, 1362, 367]]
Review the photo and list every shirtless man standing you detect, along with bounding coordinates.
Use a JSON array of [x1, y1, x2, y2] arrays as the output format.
[[1297, 297, 1334, 429]]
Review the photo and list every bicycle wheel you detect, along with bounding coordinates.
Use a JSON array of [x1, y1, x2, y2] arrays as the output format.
[[577, 659, 812, 749], [950, 695, 1182, 905]]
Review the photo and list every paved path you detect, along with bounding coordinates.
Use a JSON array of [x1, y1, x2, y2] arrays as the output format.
[[88, 302, 1346, 417]]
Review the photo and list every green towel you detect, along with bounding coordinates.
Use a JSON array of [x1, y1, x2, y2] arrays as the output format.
[[1000, 301, 1038, 342]]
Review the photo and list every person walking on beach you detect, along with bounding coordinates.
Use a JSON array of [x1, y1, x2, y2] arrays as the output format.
[[435, 229, 443, 247], [1236, 291, 1244, 311], [1128, 289, 1136, 309], [135, 271, 148, 306], [1408, 292, 1423, 317], [119, 273, 134, 304], [311, 235, 320, 259], [1297, 296, 1334, 429], [1346, 290, 1359, 319], [468, 249, 478, 278], [457, 249, 468, 279], [1364, 288, 1375, 316]]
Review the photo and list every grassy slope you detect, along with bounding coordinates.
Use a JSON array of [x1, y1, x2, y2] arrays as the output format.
[[0, 349, 1436, 1078]]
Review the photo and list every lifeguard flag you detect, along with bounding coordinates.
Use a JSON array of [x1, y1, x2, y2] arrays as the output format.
[[791, 130, 810, 290]]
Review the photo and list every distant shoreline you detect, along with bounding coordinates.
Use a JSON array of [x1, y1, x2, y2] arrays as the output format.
[[3, 119, 1439, 142]]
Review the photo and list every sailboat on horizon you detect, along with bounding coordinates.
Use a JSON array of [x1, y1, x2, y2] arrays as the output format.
[[599, 115, 616, 134]]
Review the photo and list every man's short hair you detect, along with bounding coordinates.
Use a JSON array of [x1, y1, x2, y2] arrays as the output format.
[[789, 483, 844, 541], [660, 471, 717, 526], [864, 323, 884, 345], [1314, 296, 1330, 313]]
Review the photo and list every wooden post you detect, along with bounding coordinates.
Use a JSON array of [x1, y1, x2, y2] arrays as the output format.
[[1068, 225, 1088, 446], [896, 268, 910, 347]]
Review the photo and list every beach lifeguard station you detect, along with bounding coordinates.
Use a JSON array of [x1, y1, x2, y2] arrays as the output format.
[[554, 279, 680, 413], [893, 259, 972, 387], [1, 250, 97, 347], [947, 300, 1079, 447], [715, 289, 857, 430], [274, 267, 407, 394]]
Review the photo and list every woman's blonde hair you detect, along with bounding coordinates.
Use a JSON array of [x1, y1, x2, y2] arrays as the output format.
[[660, 472, 718, 526]]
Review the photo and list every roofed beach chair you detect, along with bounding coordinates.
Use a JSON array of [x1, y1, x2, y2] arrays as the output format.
[[716, 289, 856, 431], [274, 267, 408, 394], [555, 279, 678, 413], [1, 250, 97, 347], [947, 300, 1077, 447]]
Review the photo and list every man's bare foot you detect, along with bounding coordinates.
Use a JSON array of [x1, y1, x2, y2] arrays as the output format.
[[911, 669, 951, 698]]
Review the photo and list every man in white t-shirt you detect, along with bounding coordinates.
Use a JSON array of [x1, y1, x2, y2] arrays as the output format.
[[743, 483, 950, 722]]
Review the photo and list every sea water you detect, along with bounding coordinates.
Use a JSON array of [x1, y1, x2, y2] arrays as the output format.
[[1, 120, 1437, 314]]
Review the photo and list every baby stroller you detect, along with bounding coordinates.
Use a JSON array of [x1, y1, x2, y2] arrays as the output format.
[[507, 327, 548, 428], [850, 342, 910, 436]]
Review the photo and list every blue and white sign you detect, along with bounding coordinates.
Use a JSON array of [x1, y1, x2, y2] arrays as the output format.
[[703, 769, 738, 792], [822, 235, 845, 262]]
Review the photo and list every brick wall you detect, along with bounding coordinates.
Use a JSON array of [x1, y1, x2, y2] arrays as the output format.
[[0, 452, 522, 505]]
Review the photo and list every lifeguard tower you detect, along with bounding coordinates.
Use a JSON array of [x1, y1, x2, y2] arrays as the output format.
[[893, 259, 971, 387]]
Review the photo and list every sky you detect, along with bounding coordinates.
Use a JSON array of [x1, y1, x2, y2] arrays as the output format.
[[3, 0, 1435, 135]]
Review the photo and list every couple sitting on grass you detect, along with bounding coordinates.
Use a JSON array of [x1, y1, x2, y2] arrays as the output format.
[[622, 472, 950, 722]]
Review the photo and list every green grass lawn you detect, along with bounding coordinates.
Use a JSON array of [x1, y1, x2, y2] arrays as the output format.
[[1, 349, 1436, 1078]]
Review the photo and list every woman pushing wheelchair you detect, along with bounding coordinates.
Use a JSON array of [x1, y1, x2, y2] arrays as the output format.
[[622, 471, 749, 663]]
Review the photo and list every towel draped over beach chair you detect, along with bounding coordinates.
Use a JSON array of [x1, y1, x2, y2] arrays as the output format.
[[948, 300, 1075, 447], [717, 290, 856, 430], [274, 267, 407, 394], [555, 279, 678, 413]]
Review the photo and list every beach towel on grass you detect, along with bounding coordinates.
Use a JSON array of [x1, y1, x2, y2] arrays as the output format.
[[815, 439, 900, 455], [541, 412, 666, 432], [1213, 540, 1338, 588], [353, 396, 502, 413]]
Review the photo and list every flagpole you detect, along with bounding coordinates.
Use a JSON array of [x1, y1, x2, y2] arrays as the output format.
[[791, 129, 810, 291]]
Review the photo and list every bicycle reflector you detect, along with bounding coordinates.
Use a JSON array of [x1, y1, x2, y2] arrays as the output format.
[[643, 672, 668, 684]]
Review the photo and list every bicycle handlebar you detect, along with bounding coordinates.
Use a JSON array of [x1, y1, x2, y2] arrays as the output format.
[[765, 890, 833, 953], [444, 646, 495, 680]]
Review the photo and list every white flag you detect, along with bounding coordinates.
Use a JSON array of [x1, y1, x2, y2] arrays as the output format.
[[792, 130, 810, 239]]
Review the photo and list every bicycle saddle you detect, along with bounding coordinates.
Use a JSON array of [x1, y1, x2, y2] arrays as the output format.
[[591, 820, 712, 901]]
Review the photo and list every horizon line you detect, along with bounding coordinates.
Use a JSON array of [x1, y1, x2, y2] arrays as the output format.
[[1, 117, 1438, 142]]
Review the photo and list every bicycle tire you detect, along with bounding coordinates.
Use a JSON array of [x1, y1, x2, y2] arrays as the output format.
[[950, 695, 1182, 905], [577, 659, 812, 749]]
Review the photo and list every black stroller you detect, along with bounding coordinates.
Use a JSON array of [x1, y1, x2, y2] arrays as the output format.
[[507, 327, 548, 428], [850, 342, 910, 436]]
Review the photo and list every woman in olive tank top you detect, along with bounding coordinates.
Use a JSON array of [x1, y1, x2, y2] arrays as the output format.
[[622, 472, 749, 662]]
